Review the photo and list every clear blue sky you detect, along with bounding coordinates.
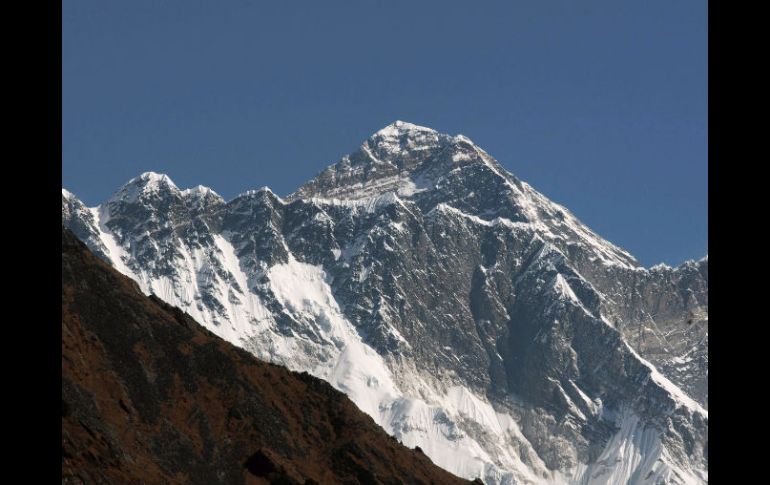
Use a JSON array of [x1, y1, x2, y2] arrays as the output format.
[[62, 0, 707, 267]]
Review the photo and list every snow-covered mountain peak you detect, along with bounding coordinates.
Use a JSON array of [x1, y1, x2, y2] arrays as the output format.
[[136, 171, 176, 187], [372, 120, 438, 138], [364, 120, 485, 162], [180, 184, 218, 197], [63, 122, 707, 485], [179, 184, 222, 205], [106, 172, 228, 213], [108, 171, 179, 204], [234, 186, 285, 206], [363, 120, 445, 164], [289, 122, 500, 202], [288, 122, 639, 271]]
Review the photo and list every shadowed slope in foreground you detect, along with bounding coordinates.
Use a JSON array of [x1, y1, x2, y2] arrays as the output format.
[[61, 227, 472, 485]]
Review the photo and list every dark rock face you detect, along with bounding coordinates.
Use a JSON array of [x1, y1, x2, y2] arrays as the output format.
[[62, 227, 471, 485], [62, 121, 707, 484]]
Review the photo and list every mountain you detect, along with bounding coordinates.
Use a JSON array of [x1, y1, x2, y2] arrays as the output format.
[[62, 226, 472, 485], [62, 121, 708, 484]]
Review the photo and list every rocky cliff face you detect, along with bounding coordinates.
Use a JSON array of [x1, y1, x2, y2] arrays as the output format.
[[63, 121, 708, 484], [62, 226, 471, 485]]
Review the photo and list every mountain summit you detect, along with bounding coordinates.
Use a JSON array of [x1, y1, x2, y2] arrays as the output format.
[[290, 120, 499, 202], [63, 122, 708, 484], [292, 122, 639, 271]]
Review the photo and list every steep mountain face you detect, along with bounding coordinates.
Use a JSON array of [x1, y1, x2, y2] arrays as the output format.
[[62, 121, 708, 484], [62, 227, 471, 485]]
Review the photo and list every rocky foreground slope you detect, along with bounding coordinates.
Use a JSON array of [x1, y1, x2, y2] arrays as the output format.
[[62, 227, 471, 485], [63, 121, 707, 484]]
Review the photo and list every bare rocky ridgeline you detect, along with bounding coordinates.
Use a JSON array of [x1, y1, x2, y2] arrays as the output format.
[[63, 121, 707, 484]]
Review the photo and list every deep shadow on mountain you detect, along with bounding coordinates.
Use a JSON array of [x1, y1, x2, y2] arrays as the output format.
[[61, 226, 472, 485]]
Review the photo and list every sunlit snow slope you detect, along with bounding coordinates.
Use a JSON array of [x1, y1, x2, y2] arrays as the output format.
[[63, 121, 708, 485]]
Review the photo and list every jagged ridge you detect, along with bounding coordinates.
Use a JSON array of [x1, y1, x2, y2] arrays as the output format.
[[62, 121, 708, 484]]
